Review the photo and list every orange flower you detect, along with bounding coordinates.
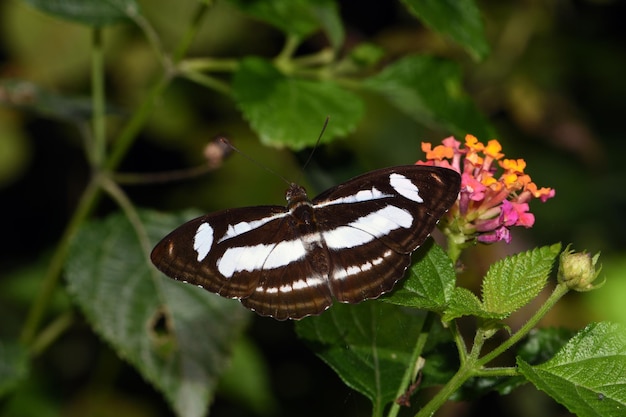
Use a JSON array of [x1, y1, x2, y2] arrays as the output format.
[[417, 135, 555, 244]]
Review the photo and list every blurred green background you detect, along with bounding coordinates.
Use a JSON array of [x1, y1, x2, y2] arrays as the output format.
[[1, 0, 625, 416]]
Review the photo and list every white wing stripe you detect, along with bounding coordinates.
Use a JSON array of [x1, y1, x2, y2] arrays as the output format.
[[215, 205, 413, 275], [323, 205, 413, 250], [217, 240, 306, 278], [323, 226, 374, 250], [332, 251, 390, 281], [389, 173, 424, 203], [219, 212, 288, 243], [264, 240, 306, 269], [315, 187, 392, 207], [194, 222, 214, 261], [257, 276, 326, 295]]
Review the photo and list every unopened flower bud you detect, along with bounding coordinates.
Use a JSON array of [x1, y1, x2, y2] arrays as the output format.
[[557, 245, 604, 291], [204, 136, 233, 169]]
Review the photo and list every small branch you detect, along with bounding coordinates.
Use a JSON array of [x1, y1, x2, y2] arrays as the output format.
[[477, 284, 569, 367], [19, 179, 101, 346], [179, 57, 239, 73], [291, 48, 335, 67], [107, 2, 212, 172], [387, 312, 433, 417], [91, 28, 106, 167], [30, 312, 75, 357], [114, 164, 214, 185], [180, 70, 232, 95], [99, 175, 153, 260], [450, 321, 469, 366], [173, 1, 212, 63], [472, 366, 519, 378], [105, 75, 171, 171], [21, 3, 211, 350], [414, 358, 475, 417], [131, 9, 171, 71], [276, 34, 301, 64]]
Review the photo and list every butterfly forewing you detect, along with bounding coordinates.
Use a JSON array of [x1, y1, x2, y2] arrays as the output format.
[[151, 165, 460, 320], [311, 166, 460, 303], [151, 206, 289, 298], [313, 166, 460, 253]]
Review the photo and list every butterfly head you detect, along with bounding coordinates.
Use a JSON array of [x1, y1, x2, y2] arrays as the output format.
[[285, 183, 309, 204]]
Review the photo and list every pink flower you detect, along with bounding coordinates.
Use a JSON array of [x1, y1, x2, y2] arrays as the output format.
[[417, 135, 555, 245]]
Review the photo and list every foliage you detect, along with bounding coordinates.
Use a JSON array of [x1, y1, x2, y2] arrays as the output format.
[[0, 1, 623, 417]]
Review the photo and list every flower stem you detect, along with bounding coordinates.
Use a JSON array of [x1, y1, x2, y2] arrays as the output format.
[[413, 284, 569, 416]]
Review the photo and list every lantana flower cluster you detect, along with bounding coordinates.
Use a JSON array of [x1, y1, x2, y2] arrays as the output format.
[[418, 134, 555, 247]]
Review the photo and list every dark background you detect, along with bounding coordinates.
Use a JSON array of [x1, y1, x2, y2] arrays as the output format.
[[1, 1, 625, 416]]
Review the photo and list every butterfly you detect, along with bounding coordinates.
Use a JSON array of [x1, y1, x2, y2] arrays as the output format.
[[151, 165, 460, 320]]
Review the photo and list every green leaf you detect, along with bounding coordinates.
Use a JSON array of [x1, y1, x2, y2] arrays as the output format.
[[518, 322, 626, 417], [295, 301, 427, 411], [227, 0, 344, 47], [363, 55, 493, 139], [22, 0, 139, 26], [401, 0, 489, 60], [382, 241, 456, 311], [442, 287, 488, 321], [233, 57, 364, 150], [482, 243, 561, 316], [0, 341, 29, 396], [65, 210, 250, 417]]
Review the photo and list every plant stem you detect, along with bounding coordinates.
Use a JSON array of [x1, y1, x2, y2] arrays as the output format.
[[19, 179, 100, 347], [99, 175, 152, 259], [91, 27, 106, 167], [21, 27, 107, 346], [20, 5, 211, 350], [173, 1, 211, 63], [416, 330, 484, 417], [104, 74, 171, 172], [413, 285, 569, 416], [30, 312, 75, 357], [181, 70, 232, 95], [278, 34, 301, 61], [473, 367, 518, 377], [387, 312, 434, 417], [415, 357, 475, 417], [107, 3, 212, 172], [477, 283, 569, 367], [179, 57, 239, 73], [450, 321, 469, 366]]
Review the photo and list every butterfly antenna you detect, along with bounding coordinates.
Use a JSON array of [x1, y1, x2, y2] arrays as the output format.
[[219, 137, 292, 185], [301, 116, 330, 173]]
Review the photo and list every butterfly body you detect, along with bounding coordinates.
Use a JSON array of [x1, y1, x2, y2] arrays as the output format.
[[151, 165, 460, 320]]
